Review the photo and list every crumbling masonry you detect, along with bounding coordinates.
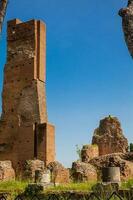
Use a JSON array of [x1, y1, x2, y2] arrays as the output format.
[[0, 19, 55, 172]]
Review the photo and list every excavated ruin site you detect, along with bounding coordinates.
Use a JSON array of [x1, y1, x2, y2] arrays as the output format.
[[0, 0, 132, 188]]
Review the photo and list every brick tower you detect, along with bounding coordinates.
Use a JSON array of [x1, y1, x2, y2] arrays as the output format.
[[0, 19, 55, 171]]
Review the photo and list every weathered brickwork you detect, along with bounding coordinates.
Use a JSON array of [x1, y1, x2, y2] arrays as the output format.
[[0, 19, 55, 173]]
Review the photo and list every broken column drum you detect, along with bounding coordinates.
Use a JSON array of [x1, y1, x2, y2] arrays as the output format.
[[102, 167, 121, 183], [0, 19, 55, 171]]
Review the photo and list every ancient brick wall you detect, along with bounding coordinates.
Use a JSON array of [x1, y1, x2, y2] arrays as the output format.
[[0, 19, 55, 172]]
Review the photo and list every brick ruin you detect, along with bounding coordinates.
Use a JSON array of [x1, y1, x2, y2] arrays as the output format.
[[0, 19, 55, 173], [92, 116, 128, 156], [72, 116, 133, 182]]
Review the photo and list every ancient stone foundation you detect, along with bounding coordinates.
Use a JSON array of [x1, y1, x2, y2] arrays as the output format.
[[0, 19, 55, 173]]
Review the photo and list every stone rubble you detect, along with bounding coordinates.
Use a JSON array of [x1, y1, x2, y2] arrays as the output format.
[[22, 160, 45, 181], [47, 161, 70, 184], [81, 144, 99, 163], [71, 161, 97, 182], [0, 161, 15, 181]]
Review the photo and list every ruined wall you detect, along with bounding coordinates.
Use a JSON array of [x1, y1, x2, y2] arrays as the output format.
[[92, 116, 128, 156], [0, 19, 55, 172]]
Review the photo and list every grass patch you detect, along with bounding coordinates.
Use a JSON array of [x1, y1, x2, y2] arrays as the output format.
[[0, 180, 29, 192], [0, 181, 96, 193], [0, 180, 132, 196], [120, 179, 133, 190], [0, 180, 29, 199], [46, 182, 96, 192], [46, 180, 133, 192]]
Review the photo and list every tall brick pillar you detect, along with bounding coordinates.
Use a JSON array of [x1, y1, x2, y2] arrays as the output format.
[[0, 19, 55, 172]]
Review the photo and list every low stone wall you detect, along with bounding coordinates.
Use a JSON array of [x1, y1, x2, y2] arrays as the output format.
[[38, 190, 133, 200], [1, 189, 133, 200]]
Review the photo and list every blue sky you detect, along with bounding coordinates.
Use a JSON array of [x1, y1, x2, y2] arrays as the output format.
[[0, 0, 133, 167]]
